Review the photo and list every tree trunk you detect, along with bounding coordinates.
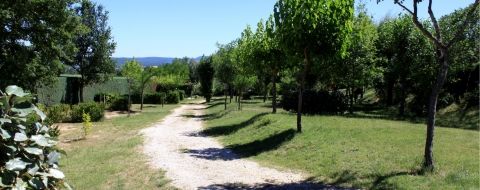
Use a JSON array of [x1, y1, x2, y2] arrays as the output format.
[[399, 79, 406, 117], [424, 48, 449, 171], [140, 87, 145, 111], [272, 68, 277, 114], [348, 87, 354, 114], [297, 48, 311, 133], [238, 90, 242, 111], [79, 84, 84, 103], [387, 79, 394, 106], [161, 93, 164, 108], [128, 82, 131, 117], [224, 84, 228, 110]]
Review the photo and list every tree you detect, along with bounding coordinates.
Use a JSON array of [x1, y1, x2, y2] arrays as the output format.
[[213, 42, 237, 110], [197, 56, 215, 102], [384, 0, 479, 171], [121, 59, 142, 116], [138, 67, 157, 110], [0, 0, 80, 90], [274, 0, 354, 132], [66, 0, 116, 102], [343, 4, 379, 113]]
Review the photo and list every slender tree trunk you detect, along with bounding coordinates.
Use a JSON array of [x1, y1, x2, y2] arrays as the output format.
[[424, 49, 449, 171], [297, 48, 311, 133], [224, 84, 228, 110], [161, 92, 164, 108], [140, 87, 145, 110], [348, 87, 354, 114], [387, 79, 394, 106], [238, 90, 242, 110], [128, 82, 131, 117], [79, 84, 84, 103], [272, 68, 277, 114], [399, 79, 406, 117]]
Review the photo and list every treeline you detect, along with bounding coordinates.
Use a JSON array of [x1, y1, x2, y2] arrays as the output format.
[[0, 0, 116, 102], [197, 0, 478, 171]]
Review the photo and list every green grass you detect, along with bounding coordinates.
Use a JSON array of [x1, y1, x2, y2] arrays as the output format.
[[203, 97, 480, 189], [58, 104, 179, 190]]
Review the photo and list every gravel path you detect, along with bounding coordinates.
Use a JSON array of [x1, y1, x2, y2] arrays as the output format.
[[140, 103, 306, 190]]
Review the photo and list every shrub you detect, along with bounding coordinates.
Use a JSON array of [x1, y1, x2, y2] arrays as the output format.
[[281, 89, 346, 114], [109, 96, 129, 111], [165, 91, 180, 104], [0, 85, 69, 189], [46, 104, 72, 123], [71, 102, 104, 122], [82, 112, 92, 138]]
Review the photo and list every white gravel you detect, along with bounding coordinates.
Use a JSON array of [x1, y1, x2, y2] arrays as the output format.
[[140, 103, 305, 190]]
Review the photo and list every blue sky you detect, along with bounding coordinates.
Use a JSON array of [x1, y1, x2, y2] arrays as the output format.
[[93, 0, 473, 58]]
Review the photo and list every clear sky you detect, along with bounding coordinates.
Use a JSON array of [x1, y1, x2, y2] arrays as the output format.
[[93, 0, 474, 58]]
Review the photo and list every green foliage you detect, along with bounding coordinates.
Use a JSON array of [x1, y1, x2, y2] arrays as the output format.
[[108, 96, 129, 111], [165, 91, 180, 104], [37, 76, 129, 105], [121, 59, 143, 85], [197, 56, 215, 102], [82, 112, 92, 138], [0, 85, 69, 189], [45, 104, 72, 124], [65, 0, 116, 101], [71, 102, 104, 122], [0, 0, 81, 91], [281, 90, 346, 114]]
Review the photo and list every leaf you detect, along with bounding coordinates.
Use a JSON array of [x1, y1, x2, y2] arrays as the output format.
[[11, 107, 34, 117], [28, 178, 45, 189], [49, 169, 65, 179], [5, 158, 28, 171], [13, 179, 27, 190], [24, 147, 43, 155], [0, 118, 11, 124], [33, 106, 47, 121], [0, 128, 11, 139], [27, 165, 40, 175], [30, 135, 51, 147], [47, 151, 61, 165], [13, 133, 28, 142], [5, 86, 29, 97]]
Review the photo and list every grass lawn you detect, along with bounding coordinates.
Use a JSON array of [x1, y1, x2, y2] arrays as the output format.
[[203, 97, 479, 189], [58, 104, 179, 190]]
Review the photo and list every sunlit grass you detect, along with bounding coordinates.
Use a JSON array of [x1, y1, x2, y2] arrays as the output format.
[[59, 104, 179, 190], [203, 97, 479, 189]]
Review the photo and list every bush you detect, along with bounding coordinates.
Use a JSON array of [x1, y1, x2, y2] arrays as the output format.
[[109, 96, 129, 111], [46, 104, 72, 123], [0, 85, 68, 188], [165, 91, 180, 104], [71, 102, 104, 122], [281, 89, 346, 114]]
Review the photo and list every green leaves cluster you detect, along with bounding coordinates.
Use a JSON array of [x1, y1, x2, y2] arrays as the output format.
[[0, 86, 68, 189]]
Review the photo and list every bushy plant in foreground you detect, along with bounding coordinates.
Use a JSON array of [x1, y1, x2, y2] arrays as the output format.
[[0, 86, 69, 189]]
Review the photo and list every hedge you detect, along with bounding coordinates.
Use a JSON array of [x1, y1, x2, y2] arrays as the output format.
[[281, 90, 346, 114]]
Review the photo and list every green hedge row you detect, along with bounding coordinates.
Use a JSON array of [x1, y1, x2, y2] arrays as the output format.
[[37, 75, 128, 106]]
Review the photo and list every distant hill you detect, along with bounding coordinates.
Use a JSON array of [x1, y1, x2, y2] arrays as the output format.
[[113, 56, 203, 67]]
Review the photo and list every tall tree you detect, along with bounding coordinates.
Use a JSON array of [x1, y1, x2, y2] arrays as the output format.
[[213, 42, 236, 110], [0, 0, 80, 90], [66, 0, 116, 102], [274, 0, 354, 132], [384, 0, 479, 171], [121, 59, 142, 116], [343, 4, 379, 113], [197, 56, 215, 102]]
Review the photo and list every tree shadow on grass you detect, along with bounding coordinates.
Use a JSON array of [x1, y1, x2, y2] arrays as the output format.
[[200, 113, 269, 136], [185, 129, 296, 161], [226, 129, 296, 158], [198, 178, 355, 190], [328, 169, 420, 190]]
